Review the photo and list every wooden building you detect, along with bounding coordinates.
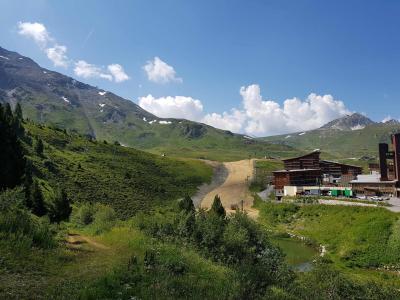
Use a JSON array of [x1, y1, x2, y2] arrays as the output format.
[[273, 150, 362, 190]]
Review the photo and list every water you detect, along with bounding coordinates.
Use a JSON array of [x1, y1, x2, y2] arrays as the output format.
[[271, 237, 317, 272]]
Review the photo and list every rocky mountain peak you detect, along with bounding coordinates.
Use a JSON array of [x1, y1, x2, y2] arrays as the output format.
[[320, 113, 375, 131]]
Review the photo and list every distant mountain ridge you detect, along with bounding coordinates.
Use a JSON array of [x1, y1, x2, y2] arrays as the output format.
[[320, 113, 375, 131], [260, 113, 400, 159], [0, 46, 295, 161]]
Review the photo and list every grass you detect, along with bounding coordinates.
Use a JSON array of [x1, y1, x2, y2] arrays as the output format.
[[23, 122, 213, 218], [261, 122, 400, 161], [255, 200, 400, 285]]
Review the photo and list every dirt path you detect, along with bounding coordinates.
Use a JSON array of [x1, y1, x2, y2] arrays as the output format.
[[200, 159, 258, 218], [192, 160, 228, 207], [66, 233, 110, 250]]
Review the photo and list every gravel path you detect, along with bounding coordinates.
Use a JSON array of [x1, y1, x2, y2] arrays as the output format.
[[199, 159, 259, 218], [192, 160, 228, 208]]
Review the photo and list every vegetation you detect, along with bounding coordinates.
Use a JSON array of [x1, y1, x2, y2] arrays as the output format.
[[261, 122, 400, 161], [1, 104, 400, 298], [23, 121, 212, 218], [256, 200, 400, 285]]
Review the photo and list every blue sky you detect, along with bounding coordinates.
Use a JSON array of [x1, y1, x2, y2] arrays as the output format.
[[1, 0, 399, 136]]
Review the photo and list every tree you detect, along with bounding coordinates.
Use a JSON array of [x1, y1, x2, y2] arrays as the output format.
[[178, 195, 195, 213], [14, 103, 23, 121], [210, 195, 226, 218], [0, 103, 26, 190], [35, 138, 44, 156], [29, 180, 47, 216], [50, 188, 72, 223]]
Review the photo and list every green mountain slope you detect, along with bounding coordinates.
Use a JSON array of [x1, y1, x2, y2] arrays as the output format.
[[23, 121, 212, 218], [261, 121, 400, 160], [0, 46, 296, 161]]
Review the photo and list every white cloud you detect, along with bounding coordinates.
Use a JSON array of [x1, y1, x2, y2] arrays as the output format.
[[137, 84, 350, 136], [202, 109, 247, 133], [45, 44, 68, 67], [74, 60, 112, 81], [138, 95, 203, 120], [107, 64, 129, 82], [382, 116, 392, 123], [201, 84, 350, 136], [18, 22, 52, 47], [17, 21, 129, 83], [143, 57, 182, 83]]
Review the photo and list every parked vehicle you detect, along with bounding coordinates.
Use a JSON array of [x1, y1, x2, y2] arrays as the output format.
[[356, 195, 366, 200]]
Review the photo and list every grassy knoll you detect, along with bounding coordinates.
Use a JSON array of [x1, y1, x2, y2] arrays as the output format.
[[23, 122, 212, 218], [255, 199, 400, 284]]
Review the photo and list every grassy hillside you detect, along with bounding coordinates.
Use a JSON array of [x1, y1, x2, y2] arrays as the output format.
[[261, 123, 400, 160], [23, 121, 213, 218], [255, 200, 400, 285]]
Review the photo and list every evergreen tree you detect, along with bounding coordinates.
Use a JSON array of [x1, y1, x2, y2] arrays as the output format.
[[29, 180, 47, 216], [14, 103, 23, 121], [210, 195, 226, 218], [50, 188, 72, 223], [178, 195, 195, 213], [23, 159, 34, 207], [0, 103, 26, 190], [35, 138, 44, 156]]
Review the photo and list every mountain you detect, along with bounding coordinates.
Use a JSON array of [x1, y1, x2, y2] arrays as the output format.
[[0, 46, 296, 161], [320, 113, 375, 131], [382, 119, 400, 125], [260, 114, 400, 160]]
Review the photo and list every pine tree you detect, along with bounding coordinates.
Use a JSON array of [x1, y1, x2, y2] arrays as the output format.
[[0, 103, 26, 190], [210, 195, 226, 218], [179, 195, 195, 213], [23, 159, 34, 207], [50, 188, 72, 223], [35, 138, 44, 156], [14, 103, 23, 121], [29, 180, 47, 216]]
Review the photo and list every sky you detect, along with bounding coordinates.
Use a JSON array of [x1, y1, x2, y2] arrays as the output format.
[[1, 0, 399, 136]]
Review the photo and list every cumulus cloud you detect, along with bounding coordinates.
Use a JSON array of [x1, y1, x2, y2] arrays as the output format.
[[143, 57, 182, 83], [107, 64, 129, 82], [138, 95, 203, 120], [18, 22, 52, 47], [137, 84, 350, 136], [202, 84, 350, 136], [202, 109, 247, 133], [74, 60, 112, 81], [382, 116, 393, 123], [45, 44, 68, 68]]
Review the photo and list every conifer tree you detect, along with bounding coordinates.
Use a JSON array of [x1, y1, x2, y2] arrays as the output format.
[[14, 103, 23, 121], [29, 180, 47, 216], [50, 188, 72, 223], [179, 195, 195, 213], [0, 103, 25, 190], [210, 195, 226, 218], [35, 138, 44, 156]]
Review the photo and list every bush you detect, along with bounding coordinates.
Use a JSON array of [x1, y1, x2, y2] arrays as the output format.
[[71, 203, 117, 234]]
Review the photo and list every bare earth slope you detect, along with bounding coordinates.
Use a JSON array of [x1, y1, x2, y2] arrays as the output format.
[[200, 159, 258, 217]]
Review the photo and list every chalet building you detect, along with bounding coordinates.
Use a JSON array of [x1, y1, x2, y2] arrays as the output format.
[[273, 151, 362, 194]]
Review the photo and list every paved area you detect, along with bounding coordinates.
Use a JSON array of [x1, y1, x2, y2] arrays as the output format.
[[387, 197, 400, 212]]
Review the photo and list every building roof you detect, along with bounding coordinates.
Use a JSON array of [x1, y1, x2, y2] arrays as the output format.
[[282, 151, 320, 162], [273, 168, 321, 173], [320, 160, 363, 170]]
